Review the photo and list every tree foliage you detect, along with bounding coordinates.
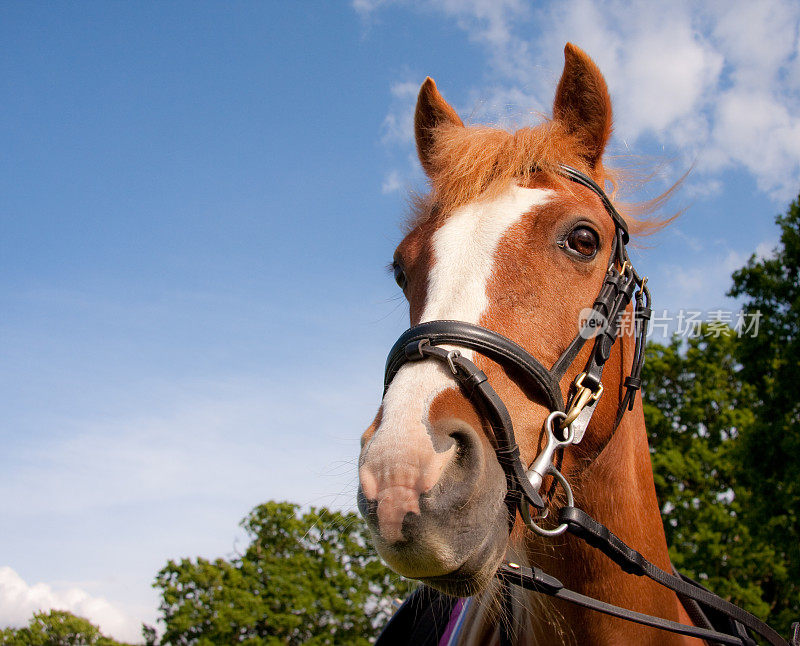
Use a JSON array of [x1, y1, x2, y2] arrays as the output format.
[[644, 332, 777, 618], [0, 610, 133, 646], [728, 194, 800, 631], [153, 501, 413, 645], [645, 193, 800, 634]]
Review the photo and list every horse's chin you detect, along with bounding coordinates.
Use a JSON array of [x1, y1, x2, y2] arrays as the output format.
[[376, 510, 509, 597], [418, 561, 498, 597]]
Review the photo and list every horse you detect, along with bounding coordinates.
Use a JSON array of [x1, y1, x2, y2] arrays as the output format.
[[357, 44, 791, 646]]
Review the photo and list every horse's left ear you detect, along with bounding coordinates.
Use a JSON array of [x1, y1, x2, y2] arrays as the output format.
[[415, 77, 464, 177], [553, 43, 613, 169]]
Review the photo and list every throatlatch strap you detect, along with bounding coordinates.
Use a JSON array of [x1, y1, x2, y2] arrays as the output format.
[[673, 568, 754, 646], [497, 563, 749, 645], [558, 507, 787, 646]]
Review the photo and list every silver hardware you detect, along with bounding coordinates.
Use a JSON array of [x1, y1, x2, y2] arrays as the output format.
[[528, 507, 549, 521], [522, 411, 575, 536], [445, 350, 461, 375], [526, 411, 574, 492], [521, 468, 574, 536], [570, 399, 598, 444]]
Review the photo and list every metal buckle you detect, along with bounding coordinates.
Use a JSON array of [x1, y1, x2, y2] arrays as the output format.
[[562, 372, 604, 428], [445, 350, 461, 375]]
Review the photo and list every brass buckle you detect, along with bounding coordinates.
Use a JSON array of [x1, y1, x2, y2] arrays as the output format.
[[562, 372, 604, 427]]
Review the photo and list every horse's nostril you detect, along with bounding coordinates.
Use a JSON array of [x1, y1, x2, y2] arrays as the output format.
[[436, 420, 484, 472], [449, 428, 475, 466]]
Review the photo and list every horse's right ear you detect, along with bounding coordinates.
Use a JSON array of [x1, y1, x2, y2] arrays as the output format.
[[553, 43, 613, 169], [415, 77, 464, 177]]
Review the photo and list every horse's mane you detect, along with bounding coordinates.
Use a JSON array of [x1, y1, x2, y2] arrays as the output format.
[[410, 121, 678, 238]]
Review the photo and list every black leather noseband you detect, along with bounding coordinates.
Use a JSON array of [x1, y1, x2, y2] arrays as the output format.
[[386, 320, 563, 411]]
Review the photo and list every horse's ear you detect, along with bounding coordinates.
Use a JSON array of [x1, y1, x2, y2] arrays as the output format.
[[553, 43, 613, 169], [415, 77, 464, 176]]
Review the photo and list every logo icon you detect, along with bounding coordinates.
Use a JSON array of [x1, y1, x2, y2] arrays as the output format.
[[578, 308, 607, 339]]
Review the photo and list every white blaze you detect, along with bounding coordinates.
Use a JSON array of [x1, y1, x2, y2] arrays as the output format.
[[420, 188, 551, 325], [361, 187, 552, 540]]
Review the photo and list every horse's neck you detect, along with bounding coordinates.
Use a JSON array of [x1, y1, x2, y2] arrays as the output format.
[[528, 410, 697, 645], [463, 409, 699, 646]]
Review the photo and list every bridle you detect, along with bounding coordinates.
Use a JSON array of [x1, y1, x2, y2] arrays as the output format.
[[385, 164, 649, 532], [381, 165, 796, 646]]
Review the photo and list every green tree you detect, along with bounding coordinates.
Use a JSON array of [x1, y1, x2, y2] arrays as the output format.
[[153, 501, 412, 645], [729, 194, 800, 631], [0, 609, 133, 646], [643, 192, 800, 635], [644, 331, 776, 619]]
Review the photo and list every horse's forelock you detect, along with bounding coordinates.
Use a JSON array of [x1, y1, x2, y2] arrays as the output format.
[[408, 120, 678, 240]]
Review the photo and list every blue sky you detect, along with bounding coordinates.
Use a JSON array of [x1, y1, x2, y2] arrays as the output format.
[[1, 1, 799, 641]]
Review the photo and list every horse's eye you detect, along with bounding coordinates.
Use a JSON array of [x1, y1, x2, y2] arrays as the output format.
[[393, 262, 408, 290], [566, 227, 599, 258]]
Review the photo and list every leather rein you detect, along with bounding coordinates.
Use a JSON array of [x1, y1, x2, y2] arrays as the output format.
[[382, 165, 795, 646]]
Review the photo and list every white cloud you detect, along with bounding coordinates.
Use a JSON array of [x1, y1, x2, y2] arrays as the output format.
[[669, 227, 704, 252], [363, 0, 800, 202], [670, 248, 745, 300], [649, 244, 768, 318], [710, 0, 799, 90], [381, 80, 418, 146], [682, 176, 723, 201], [754, 239, 778, 260], [423, 0, 532, 83], [0, 567, 140, 643], [706, 88, 800, 197], [381, 170, 403, 194], [377, 78, 430, 193], [352, 0, 392, 15]]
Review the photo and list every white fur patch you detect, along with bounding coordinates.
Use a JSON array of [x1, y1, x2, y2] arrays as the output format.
[[361, 187, 553, 540], [421, 187, 552, 327]]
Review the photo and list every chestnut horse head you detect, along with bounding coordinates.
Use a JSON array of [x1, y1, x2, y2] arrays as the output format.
[[358, 44, 690, 644]]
